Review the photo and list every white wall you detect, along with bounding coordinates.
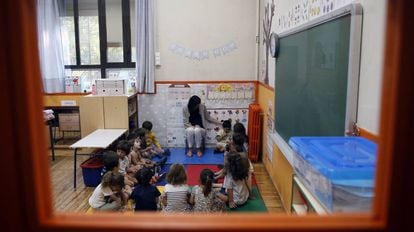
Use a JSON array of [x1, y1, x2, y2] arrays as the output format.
[[262, 0, 387, 134], [154, 0, 258, 81]]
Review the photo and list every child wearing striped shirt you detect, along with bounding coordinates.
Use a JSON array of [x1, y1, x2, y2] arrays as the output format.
[[160, 163, 191, 212]]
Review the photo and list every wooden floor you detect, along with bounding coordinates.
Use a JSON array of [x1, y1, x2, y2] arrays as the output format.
[[49, 149, 285, 213]]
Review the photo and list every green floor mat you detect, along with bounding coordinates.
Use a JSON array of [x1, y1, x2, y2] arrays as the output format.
[[227, 187, 267, 212]]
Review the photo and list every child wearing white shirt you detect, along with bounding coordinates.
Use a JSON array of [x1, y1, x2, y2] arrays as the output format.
[[89, 171, 126, 211]]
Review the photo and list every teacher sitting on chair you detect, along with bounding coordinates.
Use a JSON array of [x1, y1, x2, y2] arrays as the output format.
[[183, 95, 221, 157]]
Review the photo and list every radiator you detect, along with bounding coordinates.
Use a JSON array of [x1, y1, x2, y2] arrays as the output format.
[[247, 103, 262, 162]]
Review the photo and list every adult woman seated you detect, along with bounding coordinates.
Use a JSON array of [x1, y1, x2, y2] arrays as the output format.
[[183, 95, 221, 157]]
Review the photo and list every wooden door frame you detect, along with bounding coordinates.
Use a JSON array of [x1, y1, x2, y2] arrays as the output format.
[[1, 0, 412, 231]]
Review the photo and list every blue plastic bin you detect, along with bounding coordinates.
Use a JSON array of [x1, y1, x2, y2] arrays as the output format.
[[80, 155, 104, 187], [288, 136, 377, 212]]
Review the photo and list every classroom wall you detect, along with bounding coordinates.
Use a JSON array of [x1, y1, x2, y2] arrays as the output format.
[[257, 83, 294, 212], [154, 0, 258, 81], [260, 0, 387, 135], [257, 0, 387, 210]]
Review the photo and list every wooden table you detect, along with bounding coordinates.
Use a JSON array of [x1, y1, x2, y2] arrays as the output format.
[[69, 129, 127, 189]]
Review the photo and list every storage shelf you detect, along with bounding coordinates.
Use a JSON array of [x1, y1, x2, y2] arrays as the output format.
[[292, 204, 307, 215], [128, 108, 137, 117], [293, 176, 328, 215]]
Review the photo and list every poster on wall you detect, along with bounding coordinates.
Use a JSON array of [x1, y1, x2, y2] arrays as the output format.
[[205, 83, 254, 108], [139, 83, 255, 147], [205, 109, 249, 145], [266, 131, 274, 163]]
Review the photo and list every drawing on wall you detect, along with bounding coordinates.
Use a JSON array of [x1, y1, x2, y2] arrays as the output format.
[[266, 131, 274, 162], [138, 83, 255, 147], [169, 41, 237, 61], [274, 0, 352, 33], [262, 0, 275, 85]]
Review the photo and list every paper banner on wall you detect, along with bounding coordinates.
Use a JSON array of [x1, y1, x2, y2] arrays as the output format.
[[169, 41, 237, 61], [275, 0, 353, 34]]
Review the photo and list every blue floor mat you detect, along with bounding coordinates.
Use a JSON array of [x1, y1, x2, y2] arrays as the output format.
[[163, 148, 224, 165], [154, 164, 172, 186]]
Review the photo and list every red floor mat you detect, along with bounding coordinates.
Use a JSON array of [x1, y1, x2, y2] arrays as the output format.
[[186, 164, 257, 186], [186, 164, 221, 186]]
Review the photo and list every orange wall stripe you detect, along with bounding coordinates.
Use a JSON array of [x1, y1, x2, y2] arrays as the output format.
[[44, 93, 90, 96], [155, 80, 255, 84], [359, 128, 380, 144]]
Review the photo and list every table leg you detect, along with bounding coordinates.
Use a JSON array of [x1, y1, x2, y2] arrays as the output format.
[[74, 148, 78, 189], [48, 122, 55, 161]]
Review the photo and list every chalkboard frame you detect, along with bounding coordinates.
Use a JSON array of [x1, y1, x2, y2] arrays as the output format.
[[273, 3, 363, 147]]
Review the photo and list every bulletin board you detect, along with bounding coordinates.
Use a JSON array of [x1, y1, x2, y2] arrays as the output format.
[[138, 82, 255, 147]]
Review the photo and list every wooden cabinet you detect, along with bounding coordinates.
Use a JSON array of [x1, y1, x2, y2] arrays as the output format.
[[79, 94, 138, 137]]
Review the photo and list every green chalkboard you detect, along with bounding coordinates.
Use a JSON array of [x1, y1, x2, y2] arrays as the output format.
[[275, 15, 353, 142]]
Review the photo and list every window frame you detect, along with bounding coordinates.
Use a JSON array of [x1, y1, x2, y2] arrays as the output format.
[[62, 0, 135, 79], [2, 0, 413, 231]]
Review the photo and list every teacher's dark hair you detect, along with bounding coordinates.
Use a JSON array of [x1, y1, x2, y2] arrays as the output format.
[[188, 95, 201, 114]]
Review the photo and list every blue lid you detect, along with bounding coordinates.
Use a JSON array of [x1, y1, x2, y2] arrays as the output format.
[[289, 137, 377, 187]]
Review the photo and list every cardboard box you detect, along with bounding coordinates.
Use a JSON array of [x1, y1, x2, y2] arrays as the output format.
[[95, 79, 126, 96], [59, 113, 80, 131]]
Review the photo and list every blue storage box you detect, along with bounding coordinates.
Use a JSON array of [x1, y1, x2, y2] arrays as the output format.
[[288, 137, 377, 213], [80, 155, 104, 187]]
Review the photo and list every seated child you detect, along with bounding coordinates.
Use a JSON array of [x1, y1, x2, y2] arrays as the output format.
[[101, 150, 120, 177], [215, 133, 255, 199], [160, 163, 191, 212], [131, 167, 161, 211], [89, 171, 127, 211], [214, 119, 232, 153], [133, 128, 157, 159], [142, 121, 170, 157], [214, 133, 246, 180], [129, 137, 167, 183], [116, 140, 137, 189], [233, 122, 248, 151], [100, 150, 131, 203], [189, 169, 227, 213], [223, 152, 250, 208]]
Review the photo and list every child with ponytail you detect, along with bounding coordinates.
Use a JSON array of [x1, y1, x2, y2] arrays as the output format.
[[189, 169, 227, 212]]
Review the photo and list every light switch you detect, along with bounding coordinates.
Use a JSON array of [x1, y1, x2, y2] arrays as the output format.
[[155, 52, 161, 66]]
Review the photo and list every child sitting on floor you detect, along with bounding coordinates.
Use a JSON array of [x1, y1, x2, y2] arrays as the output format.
[[215, 133, 255, 199], [142, 121, 170, 157], [214, 133, 246, 180], [131, 167, 161, 211], [89, 171, 127, 211], [223, 152, 250, 209], [133, 128, 157, 159], [233, 122, 248, 151], [160, 163, 191, 213], [100, 150, 131, 202], [116, 140, 138, 189], [214, 119, 233, 153], [101, 150, 120, 177], [189, 169, 227, 213], [129, 136, 167, 184]]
